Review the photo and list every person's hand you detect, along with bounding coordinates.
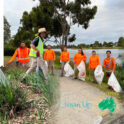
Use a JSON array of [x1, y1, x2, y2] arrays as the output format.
[[36, 50, 40, 57], [8, 60, 12, 64]]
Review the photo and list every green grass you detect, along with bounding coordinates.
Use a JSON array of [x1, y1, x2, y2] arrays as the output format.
[[0, 70, 27, 119], [115, 65, 124, 90], [24, 71, 59, 107]]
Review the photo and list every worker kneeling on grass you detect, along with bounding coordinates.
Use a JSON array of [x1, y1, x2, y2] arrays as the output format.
[[103, 50, 116, 80], [60, 46, 70, 77], [21, 28, 48, 82], [89, 50, 100, 83], [44, 45, 56, 75], [8, 42, 30, 67], [73, 48, 87, 79]]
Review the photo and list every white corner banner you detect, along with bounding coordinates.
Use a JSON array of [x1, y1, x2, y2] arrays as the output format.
[[0, 0, 3, 66]]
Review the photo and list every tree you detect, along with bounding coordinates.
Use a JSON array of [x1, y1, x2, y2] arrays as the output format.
[[107, 42, 113, 47], [93, 41, 100, 47], [4, 16, 11, 44], [14, 0, 97, 49], [37, 0, 97, 49], [118, 37, 124, 47], [103, 41, 108, 47], [13, 4, 62, 47]]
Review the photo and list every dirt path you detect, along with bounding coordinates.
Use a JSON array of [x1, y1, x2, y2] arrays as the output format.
[[51, 77, 123, 124]]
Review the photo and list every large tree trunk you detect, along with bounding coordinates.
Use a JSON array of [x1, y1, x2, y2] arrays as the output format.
[[65, 35, 68, 47], [61, 34, 65, 51]]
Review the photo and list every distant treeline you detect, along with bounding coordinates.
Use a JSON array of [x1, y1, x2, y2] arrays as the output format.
[[46, 37, 124, 49]]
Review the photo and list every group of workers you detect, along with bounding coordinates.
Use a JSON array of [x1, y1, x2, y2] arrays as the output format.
[[8, 27, 116, 82]]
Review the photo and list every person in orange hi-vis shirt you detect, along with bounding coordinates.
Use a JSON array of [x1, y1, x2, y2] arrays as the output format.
[[89, 51, 100, 82], [73, 48, 87, 79], [60, 46, 70, 76], [103, 50, 116, 79], [8, 42, 30, 67], [44, 45, 56, 75]]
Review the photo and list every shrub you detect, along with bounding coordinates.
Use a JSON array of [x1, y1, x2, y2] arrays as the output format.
[[0, 70, 27, 118], [25, 72, 59, 107], [4, 45, 16, 56], [115, 65, 124, 90]]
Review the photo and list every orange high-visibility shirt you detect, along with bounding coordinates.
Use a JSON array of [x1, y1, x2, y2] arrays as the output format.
[[8, 47, 30, 63], [73, 53, 87, 65], [60, 51, 70, 62], [44, 49, 56, 61], [89, 55, 100, 69], [103, 57, 116, 71]]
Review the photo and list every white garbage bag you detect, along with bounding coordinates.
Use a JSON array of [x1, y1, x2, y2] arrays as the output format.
[[45, 61, 48, 67], [77, 61, 86, 81], [108, 72, 122, 92], [94, 116, 103, 124], [64, 62, 74, 77], [94, 65, 104, 84]]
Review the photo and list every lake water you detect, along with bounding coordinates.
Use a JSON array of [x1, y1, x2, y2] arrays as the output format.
[[53, 49, 124, 65]]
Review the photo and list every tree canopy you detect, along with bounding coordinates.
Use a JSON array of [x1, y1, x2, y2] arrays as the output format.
[[13, 0, 97, 49], [4, 16, 11, 44], [118, 37, 124, 47]]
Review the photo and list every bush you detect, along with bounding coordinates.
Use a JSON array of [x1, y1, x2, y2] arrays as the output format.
[[25, 72, 59, 107], [115, 65, 124, 90], [0, 70, 27, 118], [4, 45, 16, 56]]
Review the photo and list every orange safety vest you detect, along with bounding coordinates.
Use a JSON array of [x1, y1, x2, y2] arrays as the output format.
[[44, 49, 56, 61], [73, 53, 87, 65], [89, 55, 100, 69], [17, 47, 30, 63], [60, 51, 70, 62], [103, 57, 116, 71]]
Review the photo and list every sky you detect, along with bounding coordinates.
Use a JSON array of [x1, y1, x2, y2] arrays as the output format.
[[4, 0, 124, 45]]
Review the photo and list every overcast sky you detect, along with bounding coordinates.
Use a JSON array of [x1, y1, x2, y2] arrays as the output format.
[[4, 0, 124, 44]]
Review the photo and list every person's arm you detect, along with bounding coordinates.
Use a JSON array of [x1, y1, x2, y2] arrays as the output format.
[[8, 49, 18, 63], [28, 48, 30, 54], [83, 54, 87, 62], [97, 56, 100, 65], [31, 37, 39, 52], [112, 58, 116, 72], [68, 52, 70, 61], [103, 59, 106, 72], [89, 57, 91, 70], [30, 44, 39, 52]]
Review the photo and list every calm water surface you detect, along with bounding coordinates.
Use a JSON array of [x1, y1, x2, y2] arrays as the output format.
[[53, 49, 124, 64]]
